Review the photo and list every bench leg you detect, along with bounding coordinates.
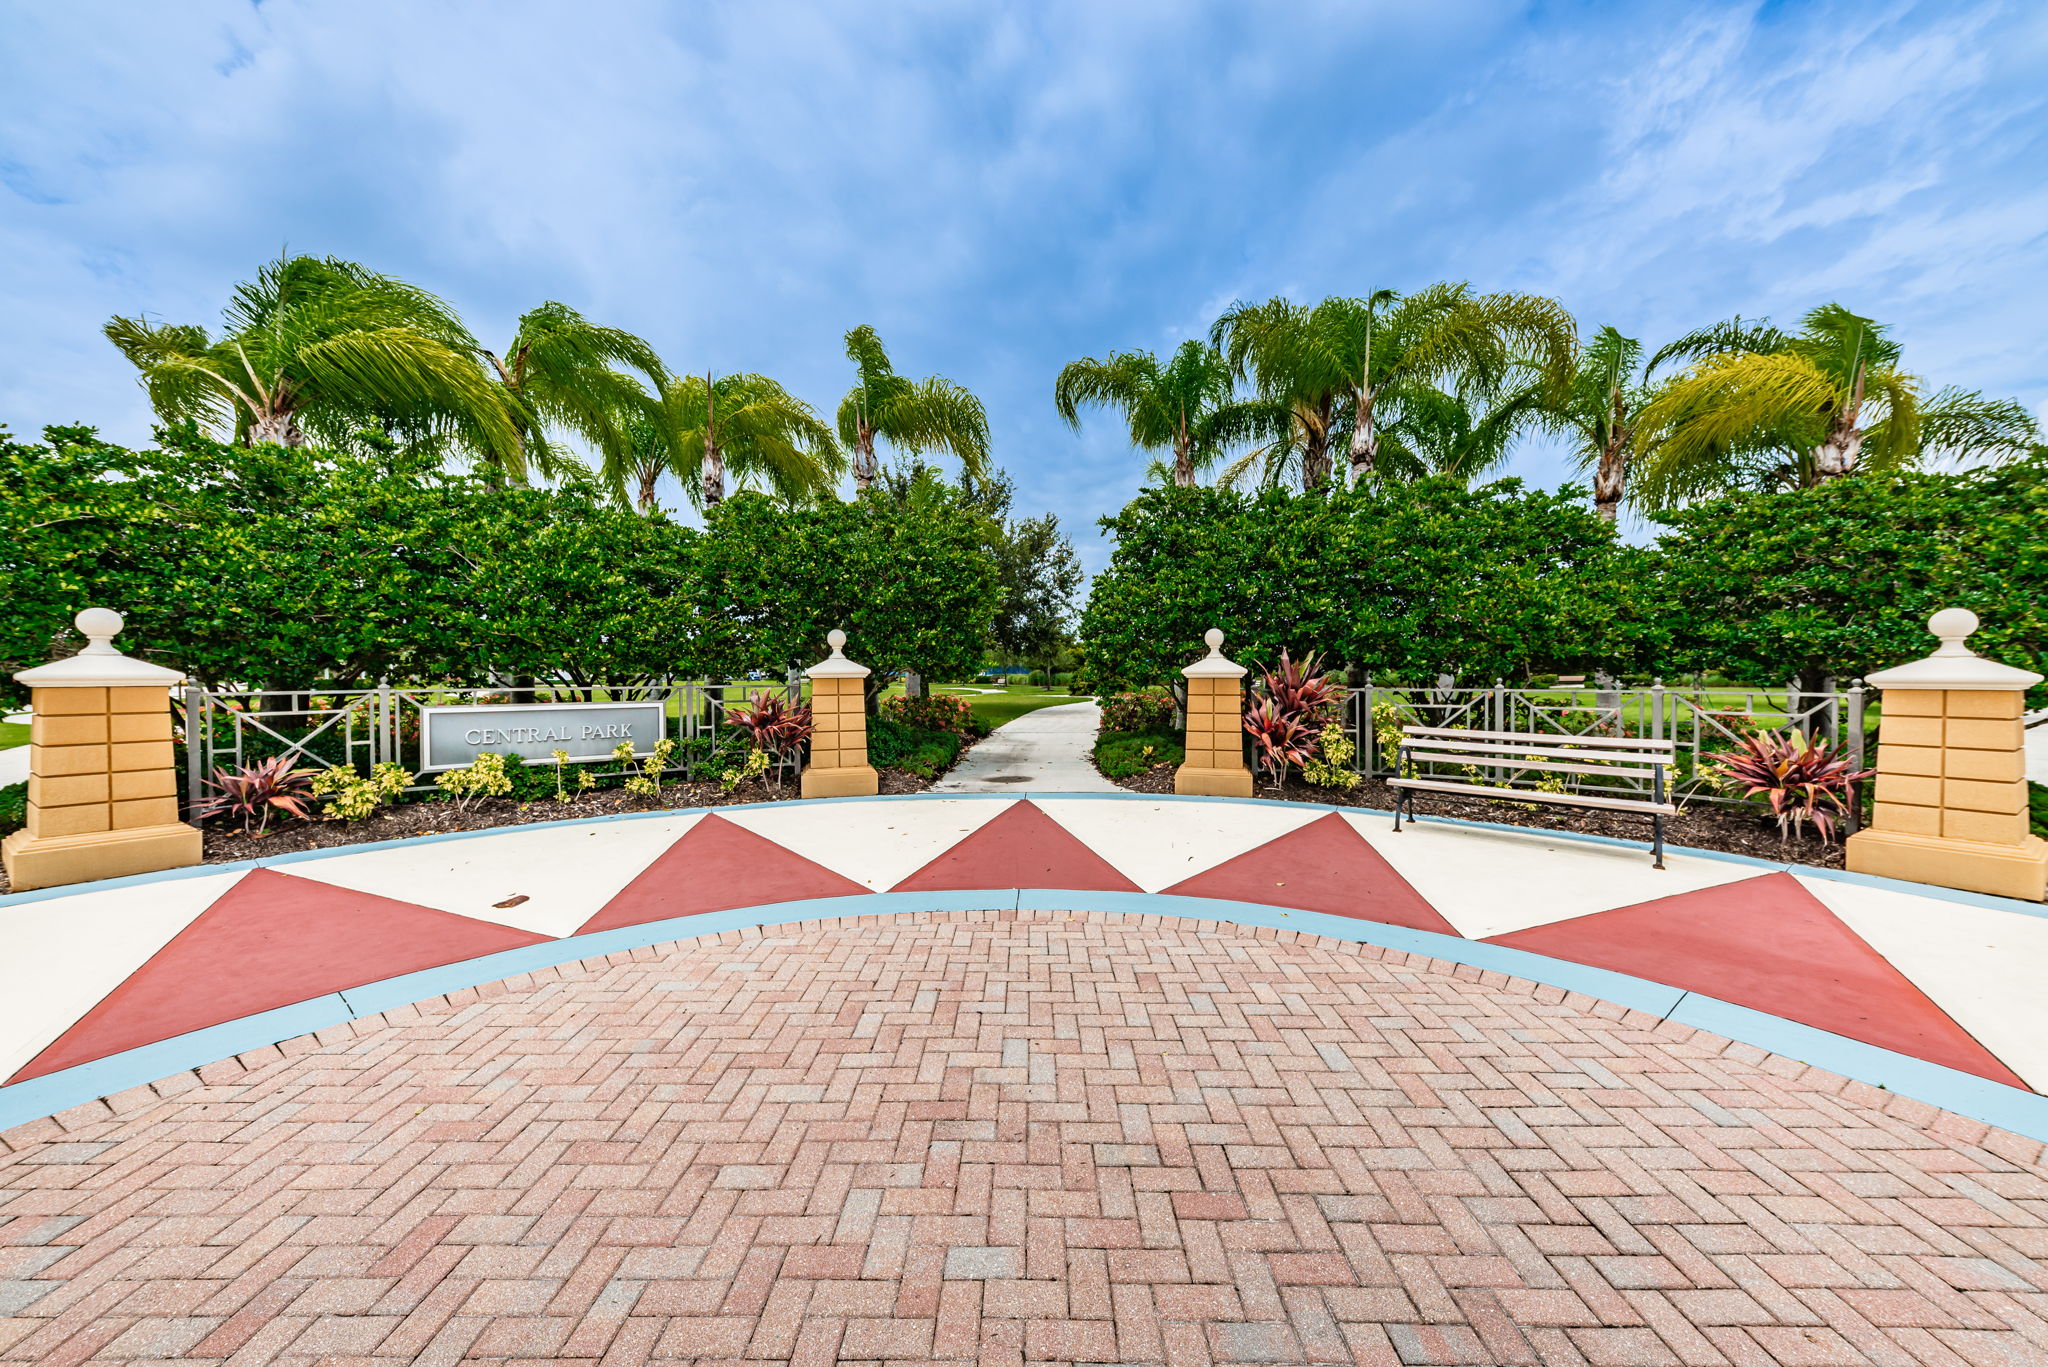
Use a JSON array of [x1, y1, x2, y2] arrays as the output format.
[[1652, 813, 1666, 870], [1391, 789, 1404, 832]]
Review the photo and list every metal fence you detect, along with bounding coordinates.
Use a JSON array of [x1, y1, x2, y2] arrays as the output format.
[[173, 679, 803, 817], [1340, 679, 1869, 832]]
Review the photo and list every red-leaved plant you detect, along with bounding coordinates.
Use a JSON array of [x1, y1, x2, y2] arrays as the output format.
[[1258, 648, 1342, 727], [1240, 649, 1342, 785], [728, 694, 815, 784], [194, 755, 317, 837], [1243, 697, 1314, 789], [1706, 729, 1874, 844]]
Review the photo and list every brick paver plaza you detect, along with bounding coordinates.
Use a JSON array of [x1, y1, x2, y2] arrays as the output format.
[[3, 910, 2046, 1366]]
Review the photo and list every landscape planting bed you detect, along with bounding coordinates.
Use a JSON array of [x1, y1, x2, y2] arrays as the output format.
[[1104, 760, 1852, 869]]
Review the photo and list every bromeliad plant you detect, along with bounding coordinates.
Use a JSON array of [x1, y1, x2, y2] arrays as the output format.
[[1243, 649, 1344, 786], [1707, 729, 1874, 844], [1243, 697, 1314, 789], [729, 694, 817, 780], [196, 756, 317, 837]]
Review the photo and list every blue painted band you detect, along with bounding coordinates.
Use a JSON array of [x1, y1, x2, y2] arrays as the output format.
[[4, 887, 2043, 1147]]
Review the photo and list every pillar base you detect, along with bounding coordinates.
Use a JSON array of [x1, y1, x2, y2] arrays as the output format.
[[3, 822, 203, 893], [801, 764, 879, 799], [1845, 828, 2048, 902], [1173, 764, 1253, 798]]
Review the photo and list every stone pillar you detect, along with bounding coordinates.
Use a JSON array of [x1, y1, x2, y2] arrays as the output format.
[[3, 608, 201, 892], [1846, 608, 2046, 901], [800, 630, 880, 799], [1175, 628, 1253, 798]]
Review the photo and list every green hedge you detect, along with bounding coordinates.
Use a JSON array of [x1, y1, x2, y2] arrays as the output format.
[[1094, 729, 1184, 779], [0, 781, 22, 837]]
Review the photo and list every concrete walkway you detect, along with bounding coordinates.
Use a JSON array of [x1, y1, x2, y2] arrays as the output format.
[[931, 700, 1118, 793], [2027, 712, 2046, 785], [0, 746, 25, 789]]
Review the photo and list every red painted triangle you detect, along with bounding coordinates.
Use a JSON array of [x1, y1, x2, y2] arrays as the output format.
[[1161, 812, 1459, 936], [893, 801, 1141, 893], [10, 868, 549, 1084], [580, 813, 870, 934], [1489, 873, 2027, 1088]]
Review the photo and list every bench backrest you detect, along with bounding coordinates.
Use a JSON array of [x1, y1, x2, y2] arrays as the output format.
[[1397, 724, 1674, 788]]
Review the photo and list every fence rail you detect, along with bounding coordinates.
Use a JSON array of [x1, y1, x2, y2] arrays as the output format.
[[173, 679, 804, 818], [1340, 680, 1868, 832]]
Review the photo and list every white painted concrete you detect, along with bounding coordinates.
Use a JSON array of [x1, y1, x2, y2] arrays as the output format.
[[284, 813, 706, 938], [0, 746, 26, 789], [2025, 715, 2046, 786], [723, 798, 1014, 890], [1035, 798, 1322, 892], [931, 701, 1119, 794], [1338, 810, 1765, 940], [0, 870, 248, 1081], [1800, 873, 2048, 1093]]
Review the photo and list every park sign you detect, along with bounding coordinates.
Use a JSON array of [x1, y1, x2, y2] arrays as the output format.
[[419, 700, 668, 772]]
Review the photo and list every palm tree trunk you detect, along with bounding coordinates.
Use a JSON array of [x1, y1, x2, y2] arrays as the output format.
[[702, 376, 724, 507], [1346, 389, 1376, 487], [637, 466, 660, 513], [1813, 366, 1866, 483], [1812, 424, 1863, 482], [1302, 431, 1331, 492], [249, 409, 302, 447], [852, 429, 878, 492], [1172, 432, 1195, 488], [1592, 435, 1626, 524]]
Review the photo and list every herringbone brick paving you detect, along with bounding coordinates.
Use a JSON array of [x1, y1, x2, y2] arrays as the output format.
[[2, 911, 2046, 1366]]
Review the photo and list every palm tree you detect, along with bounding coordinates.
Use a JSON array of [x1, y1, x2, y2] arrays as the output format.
[[105, 254, 519, 464], [1633, 304, 2038, 509], [480, 301, 665, 485], [1053, 340, 1283, 487], [1533, 326, 1654, 523], [1211, 285, 1576, 491], [620, 372, 842, 512], [837, 325, 990, 493]]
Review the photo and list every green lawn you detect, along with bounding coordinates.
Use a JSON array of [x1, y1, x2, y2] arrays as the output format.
[[930, 683, 1088, 730], [0, 721, 27, 749]]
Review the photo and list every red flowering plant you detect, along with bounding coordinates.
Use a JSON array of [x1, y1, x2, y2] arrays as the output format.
[[1706, 729, 1874, 844]]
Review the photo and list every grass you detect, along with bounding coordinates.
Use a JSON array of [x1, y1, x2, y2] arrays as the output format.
[[930, 683, 1087, 730], [0, 721, 28, 748]]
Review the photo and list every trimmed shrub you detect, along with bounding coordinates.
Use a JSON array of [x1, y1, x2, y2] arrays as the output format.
[[0, 781, 23, 837], [1100, 689, 1177, 734], [1094, 729, 1184, 779], [884, 693, 975, 736], [868, 715, 964, 778]]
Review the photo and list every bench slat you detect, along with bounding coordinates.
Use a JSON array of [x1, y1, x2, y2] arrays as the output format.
[[1403, 724, 1674, 752], [1386, 776, 1676, 816], [1401, 739, 1670, 771], [1404, 753, 1664, 782]]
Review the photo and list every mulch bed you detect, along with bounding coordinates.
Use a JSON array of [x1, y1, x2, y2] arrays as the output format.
[[1105, 761, 1848, 869], [0, 762, 949, 894]]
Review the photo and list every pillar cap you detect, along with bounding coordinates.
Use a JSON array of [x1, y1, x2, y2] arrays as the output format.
[[1183, 628, 1247, 679], [14, 609, 186, 689], [1865, 608, 2043, 691], [805, 628, 872, 680]]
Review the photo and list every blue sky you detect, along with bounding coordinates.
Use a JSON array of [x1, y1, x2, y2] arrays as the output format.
[[3, 1, 2044, 571]]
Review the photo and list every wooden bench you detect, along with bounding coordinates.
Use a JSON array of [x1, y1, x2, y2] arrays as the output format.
[[1388, 724, 1678, 867]]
